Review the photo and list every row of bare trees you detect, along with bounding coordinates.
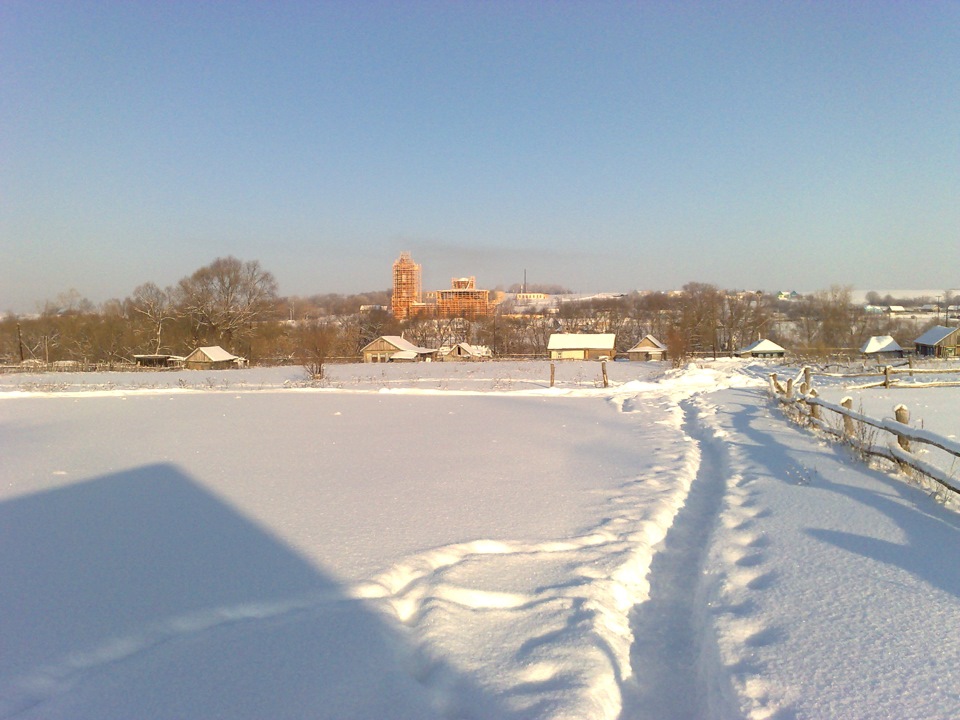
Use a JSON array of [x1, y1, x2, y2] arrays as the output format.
[[2, 268, 949, 368], [3, 257, 284, 365]]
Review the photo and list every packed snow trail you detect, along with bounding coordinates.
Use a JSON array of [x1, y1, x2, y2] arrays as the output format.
[[620, 397, 734, 720], [350, 393, 706, 720]]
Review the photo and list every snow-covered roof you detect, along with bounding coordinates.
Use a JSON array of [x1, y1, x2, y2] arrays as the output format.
[[454, 342, 491, 356], [860, 336, 902, 354], [390, 350, 420, 361], [364, 336, 436, 355], [914, 325, 959, 346], [547, 333, 616, 350], [377, 335, 422, 353], [628, 335, 666, 352], [188, 346, 239, 362], [740, 338, 786, 355]]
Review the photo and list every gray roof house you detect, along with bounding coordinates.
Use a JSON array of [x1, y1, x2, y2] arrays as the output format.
[[914, 326, 960, 358]]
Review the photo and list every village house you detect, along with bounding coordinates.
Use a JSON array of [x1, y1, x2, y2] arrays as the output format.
[[360, 336, 437, 363], [547, 333, 616, 361], [913, 326, 960, 358]]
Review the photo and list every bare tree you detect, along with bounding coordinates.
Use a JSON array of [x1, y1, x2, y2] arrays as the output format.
[[295, 321, 339, 381], [678, 282, 722, 356], [798, 285, 856, 356], [130, 282, 177, 354], [174, 257, 278, 347]]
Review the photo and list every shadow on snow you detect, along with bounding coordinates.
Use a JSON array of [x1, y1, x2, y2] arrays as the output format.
[[0, 463, 504, 720], [725, 387, 960, 601]]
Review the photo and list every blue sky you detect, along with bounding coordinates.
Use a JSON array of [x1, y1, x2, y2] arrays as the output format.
[[2, 1, 958, 312]]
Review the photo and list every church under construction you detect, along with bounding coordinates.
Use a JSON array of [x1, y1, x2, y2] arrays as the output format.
[[391, 252, 422, 320], [391, 252, 493, 320]]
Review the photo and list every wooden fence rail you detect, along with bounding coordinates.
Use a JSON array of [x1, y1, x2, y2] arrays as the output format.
[[815, 361, 960, 388], [771, 368, 960, 495]]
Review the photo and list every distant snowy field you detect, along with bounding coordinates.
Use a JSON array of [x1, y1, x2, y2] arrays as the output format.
[[3, 360, 960, 719]]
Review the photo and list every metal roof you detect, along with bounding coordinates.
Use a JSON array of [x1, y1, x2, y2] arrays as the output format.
[[914, 326, 959, 346]]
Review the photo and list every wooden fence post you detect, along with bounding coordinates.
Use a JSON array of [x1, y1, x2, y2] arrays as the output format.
[[894, 404, 911, 451], [786, 377, 794, 399], [841, 397, 855, 437], [769, 373, 779, 394], [884, 365, 892, 388], [550, 363, 556, 388], [808, 394, 820, 422], [804, 366, 812, 391], [601, 360, 609, 388]]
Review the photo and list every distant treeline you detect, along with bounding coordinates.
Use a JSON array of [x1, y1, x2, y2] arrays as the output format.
[[1, 259, 951, 367]]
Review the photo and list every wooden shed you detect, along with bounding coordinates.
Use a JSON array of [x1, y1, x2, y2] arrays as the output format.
[[547, 333, 616, 360], [860, 335, 904, 360], [133, 354, 180, 368], [439, 342, 492, 361], [627, 335, 667, 362], [738, 338, 786, 358], [183, 346, 244, 370]]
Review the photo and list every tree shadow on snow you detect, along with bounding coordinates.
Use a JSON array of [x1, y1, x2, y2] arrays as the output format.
[[723, 387, 960, 600], [0, 463, 505, 720]]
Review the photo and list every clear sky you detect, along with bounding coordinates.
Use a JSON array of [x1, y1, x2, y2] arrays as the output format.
[[2, 1, 958, 313]]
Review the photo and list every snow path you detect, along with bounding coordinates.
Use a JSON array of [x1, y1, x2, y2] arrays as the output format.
[[361, 396, 701, 720], [620, 397, 731, 720]]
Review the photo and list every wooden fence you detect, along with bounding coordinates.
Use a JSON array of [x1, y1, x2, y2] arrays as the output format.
[[771, 367, 960, 495], [814, 360, 960, 388]]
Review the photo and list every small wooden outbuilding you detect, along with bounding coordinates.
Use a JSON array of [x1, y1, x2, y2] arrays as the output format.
[[627, 335, 667, 362], [183, 346, 245, 370], [134, 354, 181, 368], [439, 342, 492, 361], [914, 326, 960, 358], [547, 333, 616, 361], [860, 336, 904, 360], [738, 338, 786, 358]]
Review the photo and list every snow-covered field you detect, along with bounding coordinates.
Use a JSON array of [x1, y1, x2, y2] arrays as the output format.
[[3, 360, 960, 719]]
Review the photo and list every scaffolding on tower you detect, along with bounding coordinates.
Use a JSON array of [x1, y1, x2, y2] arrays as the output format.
[[391, 252, 422, 320]]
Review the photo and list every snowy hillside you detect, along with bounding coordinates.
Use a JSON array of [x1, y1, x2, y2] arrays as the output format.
[[2, 360, 960, 719]]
